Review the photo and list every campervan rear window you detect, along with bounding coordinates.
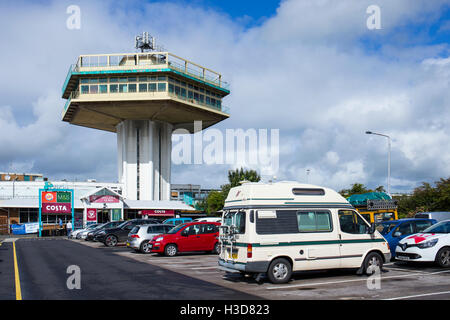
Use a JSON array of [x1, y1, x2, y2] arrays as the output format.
[[223, 211, 246, 234]]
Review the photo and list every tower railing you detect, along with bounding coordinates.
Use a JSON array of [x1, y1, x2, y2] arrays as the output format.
[[62, 52, 229, 94]]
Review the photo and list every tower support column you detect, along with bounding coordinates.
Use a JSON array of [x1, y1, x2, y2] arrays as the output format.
[[117, 120, 172, 201]]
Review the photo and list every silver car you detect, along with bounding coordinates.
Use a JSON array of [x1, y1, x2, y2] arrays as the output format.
[[127, 224, 174, 253]]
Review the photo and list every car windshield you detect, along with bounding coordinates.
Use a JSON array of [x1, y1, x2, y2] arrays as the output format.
[[167, 223, 187, 234], [423, 221, 450, 234], [376, 222, 398, 235]]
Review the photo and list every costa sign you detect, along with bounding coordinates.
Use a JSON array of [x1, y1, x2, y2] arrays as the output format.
[[140, 209, 174, 217], [42, 203, 72, 214]]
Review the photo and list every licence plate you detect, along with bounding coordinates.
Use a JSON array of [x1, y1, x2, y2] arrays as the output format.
[[227, 248, 238, 259], [396, 255, 409, 260]]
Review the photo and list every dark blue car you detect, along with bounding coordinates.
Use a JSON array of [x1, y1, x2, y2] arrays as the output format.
[[376, 218, 437, 259]]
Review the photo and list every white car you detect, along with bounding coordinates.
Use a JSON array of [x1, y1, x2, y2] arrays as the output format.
[[70, 223, 102, 239], [193, 217, 222, 223], [396, 220, 450, 267]]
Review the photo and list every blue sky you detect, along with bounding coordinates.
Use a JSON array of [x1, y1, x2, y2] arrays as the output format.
[[0, 0, 450, 193]]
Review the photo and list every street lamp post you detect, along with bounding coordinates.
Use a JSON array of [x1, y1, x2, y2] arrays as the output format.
[[365, 131, 391, 195]]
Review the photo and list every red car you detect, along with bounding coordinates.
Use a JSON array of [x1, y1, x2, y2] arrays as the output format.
[[149, 221, 221, 256]]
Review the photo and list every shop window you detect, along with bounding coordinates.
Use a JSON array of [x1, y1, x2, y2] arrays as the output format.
[[99, 85, 108, 93]]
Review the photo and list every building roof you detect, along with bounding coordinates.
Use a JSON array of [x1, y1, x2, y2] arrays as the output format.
[[123, 199, 195, 211]]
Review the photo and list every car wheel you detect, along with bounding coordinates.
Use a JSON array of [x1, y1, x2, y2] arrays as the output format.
[[212, 242, 221, 254], [164, 244, 178, 257], [435, 247, 450, 268], [140, 241, 152, 254], [363, 252, 383, 275], [104, 235, 118, 247], [267, 258, 292, 284]]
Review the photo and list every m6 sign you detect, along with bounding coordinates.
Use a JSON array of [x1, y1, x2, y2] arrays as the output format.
[[39, 188, 74, 237]]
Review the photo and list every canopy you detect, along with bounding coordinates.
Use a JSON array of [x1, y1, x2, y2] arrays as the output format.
[[347, 192, 391, 207]]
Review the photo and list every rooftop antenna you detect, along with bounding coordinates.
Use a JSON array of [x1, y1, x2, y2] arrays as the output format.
[[135, 32, 156, 52]]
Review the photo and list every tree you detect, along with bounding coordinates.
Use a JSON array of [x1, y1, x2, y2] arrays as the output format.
[[204, 168, 261, 214], [396, 177, 450, 217]]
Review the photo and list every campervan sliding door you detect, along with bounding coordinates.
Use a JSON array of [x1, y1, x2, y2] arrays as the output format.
[[295, 210, 341, 271]]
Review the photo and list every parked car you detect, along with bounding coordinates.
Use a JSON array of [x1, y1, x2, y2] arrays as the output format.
[[85, 221, 124, 241], [193, 217, 222, 223], [70, 223, 102, 239], [95, 218, 159, 247], [163, 217, 192, 226], [126, 224, 174, 253], [78, 223, 105, 239], [414, 212, 450, 222], [149, 221, 220, 256], [376, 218, 437, 259], [396, 220, 450, 267]]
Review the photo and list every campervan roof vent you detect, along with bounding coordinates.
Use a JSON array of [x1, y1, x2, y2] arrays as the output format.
[[292, 188, 325, 196]]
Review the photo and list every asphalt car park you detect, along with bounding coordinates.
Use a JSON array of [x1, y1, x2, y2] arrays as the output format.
[[75, 238, 450, 300]]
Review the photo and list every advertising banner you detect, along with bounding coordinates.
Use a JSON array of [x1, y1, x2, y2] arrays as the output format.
[[89, 195, 120, 203], [86, 208, 97, 222]]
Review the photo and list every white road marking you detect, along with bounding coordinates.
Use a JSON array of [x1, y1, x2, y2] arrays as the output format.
[[385, 290, 450, 300], [267, 269, 450, 290], [383, 267, 428, 273]]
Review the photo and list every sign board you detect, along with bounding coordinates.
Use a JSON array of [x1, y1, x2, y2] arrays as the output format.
[[89, 195, 119, 203], [86, 208, 97, 222], [140, 209, 174, 217], [39, 188, 74, 237], [367, 199, 398, 210]]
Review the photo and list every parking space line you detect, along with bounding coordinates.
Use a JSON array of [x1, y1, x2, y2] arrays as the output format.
[[383, 267, 428, 273], [190, 266, 219, 270], [267, 269, 450, 290], [385, 290, 450, 300]]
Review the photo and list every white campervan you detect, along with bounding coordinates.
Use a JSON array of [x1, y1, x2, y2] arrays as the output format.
[[218, 181, 391, 284]]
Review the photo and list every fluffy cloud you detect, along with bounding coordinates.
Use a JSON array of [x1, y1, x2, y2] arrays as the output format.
[[0, 0, 449, 194]]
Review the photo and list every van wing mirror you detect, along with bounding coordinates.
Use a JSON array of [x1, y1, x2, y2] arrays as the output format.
[[369, 223, 376, 234]]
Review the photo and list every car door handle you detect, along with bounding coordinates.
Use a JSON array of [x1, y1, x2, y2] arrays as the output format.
[[196, 236, 200, 238]]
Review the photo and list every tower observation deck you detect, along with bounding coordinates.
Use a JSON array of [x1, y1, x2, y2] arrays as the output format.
[[61, 40, 230, 201]]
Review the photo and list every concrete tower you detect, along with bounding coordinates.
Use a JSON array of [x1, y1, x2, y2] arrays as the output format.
[[61, 33, 230, 200]]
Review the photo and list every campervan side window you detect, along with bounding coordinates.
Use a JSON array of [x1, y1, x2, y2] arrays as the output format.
[[256, 210, 298, 234], [297, 211, 332, 232]]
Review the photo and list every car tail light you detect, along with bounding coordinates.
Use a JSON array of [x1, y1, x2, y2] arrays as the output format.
[[131, 234, 140, 239], [247, 244, 252, 258]]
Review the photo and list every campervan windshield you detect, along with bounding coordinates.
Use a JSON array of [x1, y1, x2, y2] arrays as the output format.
[[223, 210, 246, 234]]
